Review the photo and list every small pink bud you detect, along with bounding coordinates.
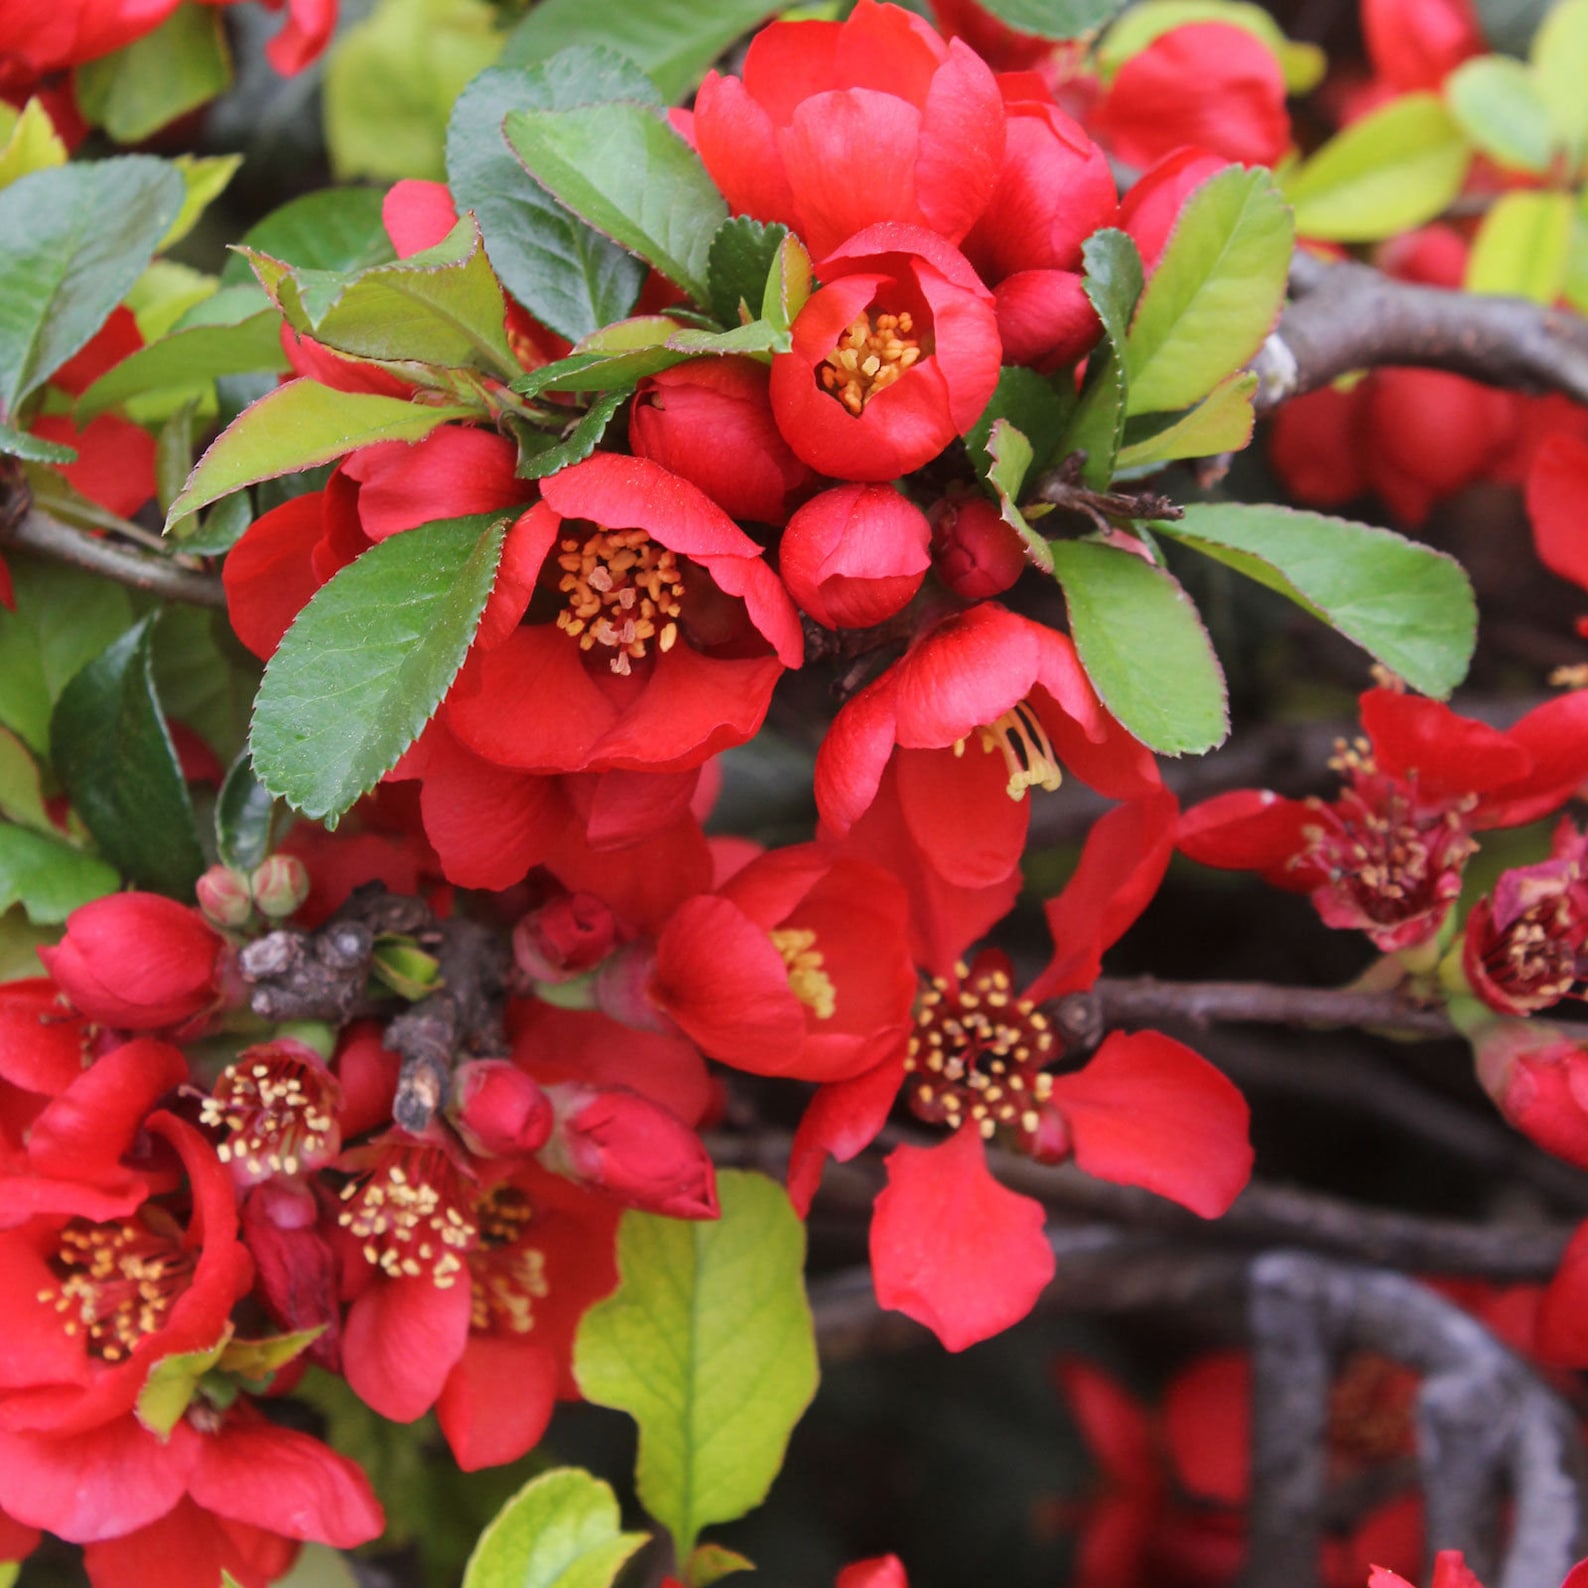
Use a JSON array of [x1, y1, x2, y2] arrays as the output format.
[[547, 1083, 718, 1219], [453, 1060, 553, 1158], [514, 892, 618, 982], [929, 492, 1027, 599], [250, 854, 310, 919], [197, 865, 254, 929]]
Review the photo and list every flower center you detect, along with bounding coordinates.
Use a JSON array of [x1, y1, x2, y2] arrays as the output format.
[[555, 527, 684, 676], [770, 928, 836, 1019], [39, 1209, 195, 1362], [820, 310, 923, 415], [953, 701, 1064, 801], [200, 1045, 341, 1184], [903, 958, 1058, 1139], [468, 1186, 548, 1335], [1477, 889, 1582, 1013], [338, 1145, 477, 1289]]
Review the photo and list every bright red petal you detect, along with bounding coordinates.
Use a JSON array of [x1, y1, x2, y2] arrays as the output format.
[[437, 1335, 558, 1471], [341, 1274, 472, 1422]]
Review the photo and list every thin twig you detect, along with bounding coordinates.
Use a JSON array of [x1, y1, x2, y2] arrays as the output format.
[[1091, 974, 1459, 1037], [2, 507, 228, 609]]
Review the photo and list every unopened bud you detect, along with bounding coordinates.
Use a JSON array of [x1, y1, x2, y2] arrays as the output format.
[[514, 892, 618, 983], [250, 854, 311, 919], [929, 491, 1026, 599], [197, 865, 254, 929], [453, 1060, 553, 1158]]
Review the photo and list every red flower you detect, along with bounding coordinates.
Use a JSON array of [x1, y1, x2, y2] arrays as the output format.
[[1362, 0, 1483, 90], [928, 489, 1027, 598], [692, 0, 1006, 258], [770, 225, 1001, 483], [0, 0, 178, 80], [1370, 1554, 1484, 1588], [780, 483, 932, 628], [199, 1039, 344, 1188], [1118, 149, 1233, 274], [40, 894, 225, 1033], [442, 453, 801, 775], [1472, 1021, 1588, 1170]]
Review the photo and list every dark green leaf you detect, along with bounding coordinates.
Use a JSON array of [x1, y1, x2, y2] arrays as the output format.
[[0, 157, 185, 416], [515, 389, 630, 479], [974, 0, 1129, 39], [250, 513, 509, 823], [504, 102, 728, 306], [707, 218, 790, 327], [1048, 539, 1228, 755], [219, 189, 396, 287], [1063, 228, 1144, 488], [1154, 502, 1477, 697], [503, 0, 780, 102], [0, 422, 74, 463], [216, 753, 277, 873], [446, 55, 654, 343], [966, 367, 1071, 483], [75, 4, 231, 143], [172, 491, 254, 556], [0, 825, 119, 925], [51, 616, 206, 898], [152, 606, 254, 768]]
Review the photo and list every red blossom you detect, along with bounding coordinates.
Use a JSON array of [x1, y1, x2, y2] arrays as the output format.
[[928, 489, 1028, 598], [1472, 1020, 1588, 1170], [780, 483, 932, 629]]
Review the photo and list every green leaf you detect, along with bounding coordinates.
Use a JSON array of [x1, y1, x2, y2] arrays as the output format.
[[152, 606, 254, 768], [0, 825, 119, 924], [216, 752, 277, 873], [1466, 190, 1573, 302], [250, 512, 508, 823], [1532, 0, 1588, 162], [1284, 93, 1471, 242], [0, 422, 73, 463], [1154, 502, 1477, 698], [761, 232, 812, 335], [446, 54, 655, 345], [1097, 0, 1324, 92], [1048, 539, 1228, 755], [0, 555, 134, 754], [220, 189, 396, 288], [172, 491, 254, 556], [516, 388, 630, 479], [136, 1333, 231, 1439], [0, 97, 68, 190], [709, 217, 790, 328], [513, 318, 786, 397], [50, 616, 206, 898], [243, 215, 517, 377], [0, 726, 49, 833], [463, 1468, 648, 1588], [1444, 56, 1553, 174], [1063, 228, 1144, 488], [164, 381, 482, 527], [503, 0, 779, 103], [1115, 372, 1257, 471], [985, 420, 1053, 575], [504, 102, 728, 307], [0, 157, 185, 416], [1124, 165, 1293, 416], [973, 0, 1129, 40], [967, 367, 1071, 484], [162, 154, 243, 252], [574, 1171, 819, 1563], [75, 4, 231, 143], [686, 1545, 755, 1588], [218, 1326, 326, 1384]]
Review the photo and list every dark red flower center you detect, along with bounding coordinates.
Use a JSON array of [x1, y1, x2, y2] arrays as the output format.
[[468, 1185, 548, 1335], [200, 1048, 340, 1182], [954, 700, 1064, 801], [555, 526, 684, 676], [40, 1208, 196, 1362], [904, 958, 1058, 1138], [1475, 889, 1582, 1013], [820, 309, 925, 415], [338, 1145, 477, 1289]]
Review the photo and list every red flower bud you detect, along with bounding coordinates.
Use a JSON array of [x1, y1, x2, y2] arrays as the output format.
[[1473, 1021, 1588, 1169], [547, 1084, 718, 1219], [928, 491, 1027, 599], [513, 893, 618, 983], [780, 484, 931, 629], [41, 892, 224, 1030], [197, 865, 254, 929], [251, 853, 311, 919], [453, 1060, 553, 1158]]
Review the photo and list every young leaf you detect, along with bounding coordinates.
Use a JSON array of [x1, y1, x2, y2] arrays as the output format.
[[162, 154, 243, 252], [761, 232, 812, 335], [0, 157, 185, 416], [75, 4, 230, 144], [1444, 56, 1554, 174], [1048, 539, 1228, 755], [515, 388, 629, 479], [1466, 190, 1572, 304], [574, 1171, 819, 1563], [0, 97, 68, 190], [446, 53, 655, 344], [164, 381, 482, 527], [1532, 0, 1588, 161], [462, 1468, 648, 1588], [973, 0, 1129, 39], [1124, 166, 1293, 416], [504, 102, 728, 307], [216, 752, 277, 873], [1284, 93, 1471, 242], [966, 367, 1072, 484], [0, 424, 74, 464], [709, 217, 790, 328], [50, 616, 206, 898], [503, 0, 780, 103], [686, 1546, 755, 1588], [1063, 228, 1144, 488], [1152, 502, 1477, 698], [985, 420, 1054, 575], [249, 512, 509, 823], [219, 188, 396, 287], [0, 826, 119, 925], [1115, 372, 1257, 471]]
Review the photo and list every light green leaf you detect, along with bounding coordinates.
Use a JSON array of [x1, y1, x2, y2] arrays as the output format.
[[243, 214, 517, 377], [250, 512, 508, 823], [1116, 372, 1257, 471], [503, 0, 779, 103], [463, 1468, 648, 1588], [0, 906, 52, 983], [574, 1171, 819, 1563], [0, 726, 49, 833], [446, 53, 655, 345], [136, 1332, 232, 1438], [1531, 0, 1588, 162], [1125, 165, 1292, 416], [709, 217, 790, 328], [50, 616, 206, 898], [162, 154, 244, 251], [0, 825, 119, 925], [686, 1545, 755, 1588], [1098, 0, 1324, 91], [761, 232, 812, 335], [504, 102, 728, 306], [1064, 227, 1144, 488], [220, 189, 396, 287], [1444, 56, 1554, 174], [0, 97, 68, 190], [0, 422, 73, 463], [76, 4, 231, 144], [1285, 93, 1471, 242], [985, 420, 1053, 575], [1466, 190, 1572, 303], [1049, 539, 1227, 755], [0, 157, 185, 416], [1154, 502, 1477, 697], [973, 0, 1128, 39], [164, 381, 481, 527]]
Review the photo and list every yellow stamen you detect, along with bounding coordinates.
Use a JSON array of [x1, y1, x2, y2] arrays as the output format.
[[819, 310, 924, 415], [770, 927, 837, 1019]]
